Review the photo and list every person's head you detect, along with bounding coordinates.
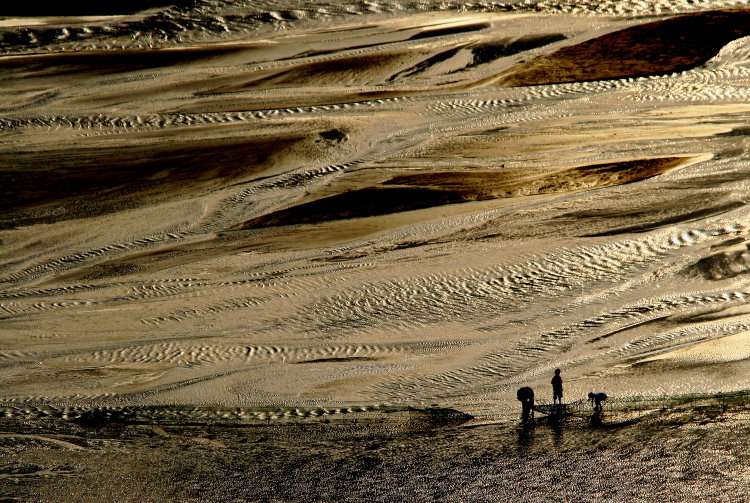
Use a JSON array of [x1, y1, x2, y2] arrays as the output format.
[[588, 392, 595, 399], [554, 368, 561, 375]]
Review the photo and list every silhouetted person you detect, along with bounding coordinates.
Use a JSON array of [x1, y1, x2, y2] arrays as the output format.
[[551, 369, 563, 405], [588, 392, 607, 412], [517, 386, 535, 421]]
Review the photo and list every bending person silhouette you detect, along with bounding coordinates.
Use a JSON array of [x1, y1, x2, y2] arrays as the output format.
[[588, 392, 607, 412], [551, 369, 563, 405], [517, 386, 535, 421]]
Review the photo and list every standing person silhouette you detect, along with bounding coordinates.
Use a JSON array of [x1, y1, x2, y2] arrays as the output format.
[[517, 386, 535, 421], [551, 369, 563, 405]]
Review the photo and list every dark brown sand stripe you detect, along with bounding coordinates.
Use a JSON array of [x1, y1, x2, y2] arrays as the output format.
[[235, 157, 689, 228], [499, 10, 750, 87]]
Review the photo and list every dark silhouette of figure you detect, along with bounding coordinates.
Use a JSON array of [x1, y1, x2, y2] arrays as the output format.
[[517, 386, 535, 421], [588, 392, 607, 412], [551, 369, 563, 405], [589, 411, 603, 427], [517, 419, 535, 447], [550, 413, 565, 446]]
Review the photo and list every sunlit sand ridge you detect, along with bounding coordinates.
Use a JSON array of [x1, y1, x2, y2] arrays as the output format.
[[4, 0, 750, 429]]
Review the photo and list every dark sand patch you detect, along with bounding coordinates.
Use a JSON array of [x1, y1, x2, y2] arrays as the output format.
[[499, 10, 750, 86], [234, 187, 465, 229], [672, 304, 750, 324], [387, 47, 465, 82], [0, 0, 194, 16], [454, 189, 738, 243], [581, 200, 747, 237], [384, 157, 687, 194], [0, 45, 264, 81], [47, 199, 515, 278], [208, 51, 423, 91], [295, 357, 379, 364], [235, 157, 689, 229], [0, 133, 311, 228], [290, 38, 400, 59], [465, 34, 566, 68], [407, 23, 489, 40]]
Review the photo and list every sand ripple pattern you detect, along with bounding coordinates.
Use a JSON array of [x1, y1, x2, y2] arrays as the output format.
[[0, 232, 190, 287], [57, 340, 471, 368], [6, 2, 750, 413], [5, 0, 750, 54], [289, 227, 740, 334], [374, 289, 750, 401], [0, 96, 413, 133]]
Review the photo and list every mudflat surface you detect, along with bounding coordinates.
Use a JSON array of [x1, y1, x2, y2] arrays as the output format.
[[4, 402, 750, 503]]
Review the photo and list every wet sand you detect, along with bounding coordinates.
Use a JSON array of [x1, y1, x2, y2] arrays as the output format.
[[4, 396, 750, 502]]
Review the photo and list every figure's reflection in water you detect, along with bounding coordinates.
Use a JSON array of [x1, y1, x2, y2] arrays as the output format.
[[589, 409, 604, 427], [550, 407, 565, 447], [517, 418, 536, 447]]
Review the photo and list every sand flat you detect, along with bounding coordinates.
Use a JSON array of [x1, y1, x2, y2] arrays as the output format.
[[2, 0, 750, 433]]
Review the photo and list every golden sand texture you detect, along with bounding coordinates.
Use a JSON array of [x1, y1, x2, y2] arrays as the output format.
[[3, 2, 750, 419]]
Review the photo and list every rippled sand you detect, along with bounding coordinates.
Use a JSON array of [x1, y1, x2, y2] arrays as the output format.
[[4, 0, 750, 499]]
